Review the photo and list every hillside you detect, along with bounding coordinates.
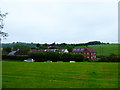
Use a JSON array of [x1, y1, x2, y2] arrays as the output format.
[[76, 44, 119, 56]]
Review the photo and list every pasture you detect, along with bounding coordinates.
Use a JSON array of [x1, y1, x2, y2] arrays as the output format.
[[2, 62, 118, 88], [76, 44, 119, 56]]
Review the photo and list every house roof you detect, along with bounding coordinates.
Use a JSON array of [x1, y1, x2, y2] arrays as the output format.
[[72, 47, 96, 53], [31, 49, 38, 52], [8, 51, 17, 55], [57, 49, 66, 52], [15, 50, 28, 55], [31, 49, 68, 52], [45, 49, 57, 52]]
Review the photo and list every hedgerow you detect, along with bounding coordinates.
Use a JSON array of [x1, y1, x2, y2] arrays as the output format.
[[2, 54, 28, 61], [28, 52, 84, 62]]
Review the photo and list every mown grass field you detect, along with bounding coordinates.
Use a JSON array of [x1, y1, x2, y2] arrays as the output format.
[[2, 62, 118, 88], [76, 44, 119, 56]]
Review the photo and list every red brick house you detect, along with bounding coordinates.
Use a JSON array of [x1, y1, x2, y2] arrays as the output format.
[[72, 47, 96, 60]]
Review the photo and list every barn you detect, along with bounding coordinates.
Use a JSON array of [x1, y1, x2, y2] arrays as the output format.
[[72, 47, 96, 60]]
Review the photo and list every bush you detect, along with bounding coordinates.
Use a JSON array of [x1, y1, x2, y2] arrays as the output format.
[[98, 54, 120, 62], [107, 54, 120, 62], [82, 57, 89, 62]]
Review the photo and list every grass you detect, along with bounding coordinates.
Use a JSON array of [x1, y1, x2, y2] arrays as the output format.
[[76, 44, 119, 56], [0, 62, 2, 89], [2, 62, 118, 88]]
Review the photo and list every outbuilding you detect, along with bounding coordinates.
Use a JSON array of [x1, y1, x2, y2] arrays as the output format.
[[24, 58, 35, 62]]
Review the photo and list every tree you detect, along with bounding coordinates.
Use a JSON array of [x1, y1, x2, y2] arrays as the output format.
[[43, 43, 48, 46], [60, 43, 67, 46], [3, 47, 11, 52], [87, 41, 101, 45], [50, 42, 56, 46], [66, 46, 73, 52], [36, 43, 40, 48], [0, 10, 8, 41], [13, 44, 30, 52]]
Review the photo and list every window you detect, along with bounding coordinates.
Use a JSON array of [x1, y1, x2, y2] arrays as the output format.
[[81, 48, 85, 51], [62, 49, 64, 52], [77, 49, 80, 51], [73, 49, 77, 51]]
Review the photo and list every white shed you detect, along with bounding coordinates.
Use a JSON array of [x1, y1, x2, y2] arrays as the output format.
[[24, 58, 35, 62]]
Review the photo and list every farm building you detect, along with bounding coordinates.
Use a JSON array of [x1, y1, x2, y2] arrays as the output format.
[[72, 47, 96, 60], [30, 49, 69, 53]]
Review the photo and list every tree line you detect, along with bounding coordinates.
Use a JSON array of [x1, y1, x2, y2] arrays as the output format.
[[2, 41, 109, 53], [2, 41, 109, 47]]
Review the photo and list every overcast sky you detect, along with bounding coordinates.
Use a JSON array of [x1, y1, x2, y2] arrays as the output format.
[[0, 0, 118, 44]]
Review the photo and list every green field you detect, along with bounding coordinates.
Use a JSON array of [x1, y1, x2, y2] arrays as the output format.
[[76, 44, 119, 56], [2, 62, 118, 88]]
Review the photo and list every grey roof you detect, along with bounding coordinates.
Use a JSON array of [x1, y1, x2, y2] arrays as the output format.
[[8, 51, 17, 55]]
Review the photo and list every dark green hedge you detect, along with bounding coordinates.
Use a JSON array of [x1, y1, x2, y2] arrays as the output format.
[[28, 52, 84, 62], [2, 53, 120, 62], [2, 54, 28, 61]]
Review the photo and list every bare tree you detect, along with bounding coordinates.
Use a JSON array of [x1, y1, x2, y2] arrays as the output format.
[[0, 9, 8, 42]]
